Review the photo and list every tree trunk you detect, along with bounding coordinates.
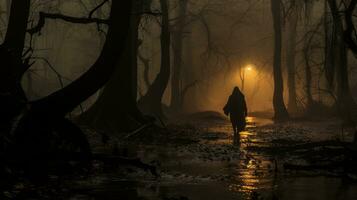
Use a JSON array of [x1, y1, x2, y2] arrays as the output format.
[[12, 1, 132, 159], [0, 0, 30, 133], [138, 49, 151, 90], [286, 5, 299, 114], [303, 18, 316, 112], [324, 0, 335, 91], [79, 0, 147, 132], [170, 0, 188, 112], [328, 0, 357, 119], [4, 0, 30, 61], [181, 30, 196, 111], [0, 0, 31, 91], [138, 0, 171, 117], [271, 0, 289, 121], [304, 41, 314, 109]]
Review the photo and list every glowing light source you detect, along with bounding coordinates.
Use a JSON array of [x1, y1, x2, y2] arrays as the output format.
[[245, 64, 255, 71]]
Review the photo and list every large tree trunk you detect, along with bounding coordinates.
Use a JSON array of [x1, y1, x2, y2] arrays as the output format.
[[328, 0, 357, 119], [170, 0, 188, 113], [324, 0, 335, 91], [138, 0, 170, 117], [138, 49, 151, 90], [0, 0, 30, 134], [0, 0, 31, 90], [303, 18, 316, 112], [301, 1, 320, 115], [303, 39, 314, 110], [3, 0, 30, 61], [79, 0, 147, 132], [12, 1, 132, 160], [181, 30, 196, 111], [271, 0, 289, 121], [286, 5, 299, 114]]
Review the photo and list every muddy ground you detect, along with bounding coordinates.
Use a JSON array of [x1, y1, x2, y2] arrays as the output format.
[[3, 112, 357, 200]]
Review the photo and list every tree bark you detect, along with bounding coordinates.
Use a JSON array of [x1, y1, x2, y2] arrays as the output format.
[[138, 0, 171, 117], [138, 50, 151, 90], [30, 1, 130, 116], [324, 0, 335, 90], [0, 0, 30, 133], [4, 0, 30, 61], [328, 0, 357, 119], [12, 1, 132, 159], [303, 39, 314, 109], [79, 0, 147, 132], [303, 15, 316, 112], [0, 0, 31, 91], [271, 0, 289, 121], [286, 5, 299, 114], [170, 0, 188, 112]]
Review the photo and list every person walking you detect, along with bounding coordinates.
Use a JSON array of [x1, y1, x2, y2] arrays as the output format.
[[223, 87, 248, 144]]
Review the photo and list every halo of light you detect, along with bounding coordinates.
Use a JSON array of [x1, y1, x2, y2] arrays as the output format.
[[245, 64, 255, 71]]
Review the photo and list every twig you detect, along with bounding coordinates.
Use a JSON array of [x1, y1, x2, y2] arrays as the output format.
[[123, 123, 153, 139]]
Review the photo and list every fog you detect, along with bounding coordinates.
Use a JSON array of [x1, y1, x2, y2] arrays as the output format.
[[4, 0, 357, 199], [6, 0, 340, 115]]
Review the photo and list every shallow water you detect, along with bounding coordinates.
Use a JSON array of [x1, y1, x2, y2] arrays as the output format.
[[69, 117, 357, 200]]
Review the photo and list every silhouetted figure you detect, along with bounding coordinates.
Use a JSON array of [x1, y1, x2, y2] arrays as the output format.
[[223, 87, 247, 144]]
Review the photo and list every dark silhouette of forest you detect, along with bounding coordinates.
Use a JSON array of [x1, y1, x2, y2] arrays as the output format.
[[2, 0, 357, 199]]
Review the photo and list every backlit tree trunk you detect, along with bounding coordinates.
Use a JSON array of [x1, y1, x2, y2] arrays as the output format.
[[271, 0, 289, 121], [138, 0, 171, 117], [286, 4, 299, 114], [328, 0, 357, 118], [12, 0, 132, 159], [0, 0, 30, 133], [79, 0, 147, 132], [171, 0, 188, 112]]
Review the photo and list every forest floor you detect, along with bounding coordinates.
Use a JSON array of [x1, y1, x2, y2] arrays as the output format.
[[4, 112, 357, 200]]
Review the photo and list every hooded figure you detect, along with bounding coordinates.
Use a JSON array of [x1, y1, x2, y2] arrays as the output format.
[[223, 87, 247, 143]]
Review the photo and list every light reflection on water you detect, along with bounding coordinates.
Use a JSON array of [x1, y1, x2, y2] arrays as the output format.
[[70, 116, 357, 200], [227, 153, 276, 199], [230, 128, 275, 199], [197, 116, 277, 199]]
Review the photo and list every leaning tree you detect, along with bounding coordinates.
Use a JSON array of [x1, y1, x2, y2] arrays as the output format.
[[2, 0, 131, 161], [78, 0, 152, 133]]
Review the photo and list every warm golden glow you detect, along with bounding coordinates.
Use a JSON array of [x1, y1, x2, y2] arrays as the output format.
[[245, 64, 255, 71]]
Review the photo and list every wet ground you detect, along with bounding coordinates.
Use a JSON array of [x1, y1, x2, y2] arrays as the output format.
[[7, 114, 357, 199], [61, 114, 357, 200]]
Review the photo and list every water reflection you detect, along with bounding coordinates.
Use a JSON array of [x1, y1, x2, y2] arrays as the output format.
[[227, 116, 276, 199], [228, 154, 276, 199], [68, 116, 357, 200]]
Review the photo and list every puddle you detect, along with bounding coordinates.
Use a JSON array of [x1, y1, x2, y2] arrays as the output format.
[[67, 117, 357, 200]]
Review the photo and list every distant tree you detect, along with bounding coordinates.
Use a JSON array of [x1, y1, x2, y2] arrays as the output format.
[[138, 0, 171, 118], [302, 1, 320, 114], [285, 0, 301, 114], [171, 0, 189, 113], [326, 0, 357, 119]]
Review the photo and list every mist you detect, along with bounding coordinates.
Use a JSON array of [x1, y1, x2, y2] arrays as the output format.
[[2, 0, 357, 199]]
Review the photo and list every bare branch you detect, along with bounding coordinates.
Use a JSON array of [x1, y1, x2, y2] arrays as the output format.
[[28, 12, 109, 35], [88, 0, 109, 18]]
